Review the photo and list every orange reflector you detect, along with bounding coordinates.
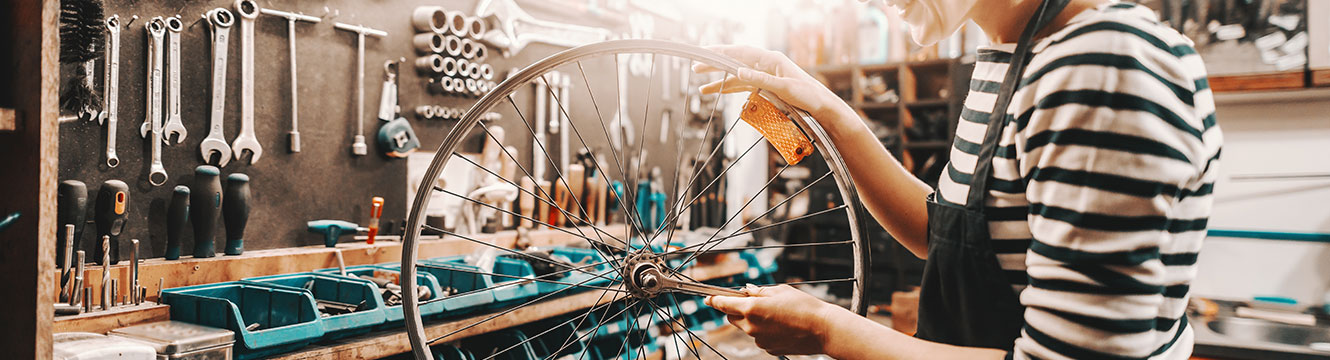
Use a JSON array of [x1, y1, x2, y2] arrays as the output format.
[[739, 92, 814, 165]]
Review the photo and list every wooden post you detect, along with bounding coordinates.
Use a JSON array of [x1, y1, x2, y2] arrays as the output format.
[[0, 0, 59, 358]]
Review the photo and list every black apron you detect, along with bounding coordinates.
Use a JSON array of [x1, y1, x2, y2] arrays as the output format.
[[914, 0, 1071, 351]]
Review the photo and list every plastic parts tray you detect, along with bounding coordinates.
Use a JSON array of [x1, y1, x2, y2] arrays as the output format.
[[314, 264, 447, 323], [461, 329, 540, 360], [243, 272, 387, 339], [424, 255, 540, 306], [161, 281, 324, 359]]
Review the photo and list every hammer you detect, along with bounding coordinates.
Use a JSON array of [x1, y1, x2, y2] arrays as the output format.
[[307, 220, 367, 248]]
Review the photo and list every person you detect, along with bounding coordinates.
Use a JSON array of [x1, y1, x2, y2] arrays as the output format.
[[693, 0, 1222, 358]]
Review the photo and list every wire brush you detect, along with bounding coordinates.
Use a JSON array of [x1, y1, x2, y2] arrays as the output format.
[[60, 0, 105, 118]]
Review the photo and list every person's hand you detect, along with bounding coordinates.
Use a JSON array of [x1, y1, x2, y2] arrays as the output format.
[[692, 45, 857, 129], [705, 284, 838, 356]]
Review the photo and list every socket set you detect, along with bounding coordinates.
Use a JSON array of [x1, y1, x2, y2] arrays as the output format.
[[411, 6, 498, 98], [413, 105, 501, 122]]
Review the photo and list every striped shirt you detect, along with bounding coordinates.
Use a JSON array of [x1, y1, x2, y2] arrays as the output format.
[[934, 3, 1221, 359]]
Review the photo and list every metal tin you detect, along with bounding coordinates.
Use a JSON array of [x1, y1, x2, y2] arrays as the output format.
[[110, 321, 235, 360], [55, 332, 157, 360]]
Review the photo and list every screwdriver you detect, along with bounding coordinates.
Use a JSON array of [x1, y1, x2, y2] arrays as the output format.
[[367, 197, 383, 244], [191, 166, 223, 258], [164, 186, 189, 260], [223, 173, 250, 255], [57, 180, 87, 274], [94, 180, 129, 265]]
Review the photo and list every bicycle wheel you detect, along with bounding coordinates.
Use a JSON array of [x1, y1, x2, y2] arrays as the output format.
[[401, 39, 871, 360]]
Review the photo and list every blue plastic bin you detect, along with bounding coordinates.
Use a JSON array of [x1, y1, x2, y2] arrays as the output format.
[[424, 255, 540, 306], [161, 281, 324, 359], [314, 264, 447, 323], [432, 344, 475, 360], [401, 259, 497, 316], [540, 247, 616, 294], [242, 272, 387, 339], [519, 315, 589, 358]]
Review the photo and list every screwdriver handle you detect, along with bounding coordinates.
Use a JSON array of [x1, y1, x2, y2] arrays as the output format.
[[57, 180, 88, 270], [165, 185, 190, 260], [94, 180, 129, 265], [191, 166, 222, 258], [223, 173, 250, 255], [367, 197, 383, 244]]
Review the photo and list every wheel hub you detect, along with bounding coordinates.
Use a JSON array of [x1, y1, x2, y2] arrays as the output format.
[[623, 251, 668, 299]]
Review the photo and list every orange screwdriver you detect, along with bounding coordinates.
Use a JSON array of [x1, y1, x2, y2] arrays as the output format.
[[367, 197, 384, 244]]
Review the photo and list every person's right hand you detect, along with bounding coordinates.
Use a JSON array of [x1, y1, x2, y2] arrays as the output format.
[[692, 45, 856, 128]]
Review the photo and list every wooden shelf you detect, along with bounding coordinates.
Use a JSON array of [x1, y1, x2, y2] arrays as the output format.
[[52, 225, 628, 333], [270, 255, 749, 360]]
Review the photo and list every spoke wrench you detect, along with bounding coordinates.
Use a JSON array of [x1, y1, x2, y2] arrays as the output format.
[[201, 8, 234, 167], [333, 22, 388, 156], [140, 17, 168, 186], [230, 0, 262, 164], [100, 15, 122, 168], [161, 16, 187, 144]]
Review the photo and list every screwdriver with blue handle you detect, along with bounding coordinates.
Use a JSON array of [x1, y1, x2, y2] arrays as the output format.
[[223, 173, 250, 255], [191, 165, 222, 258]]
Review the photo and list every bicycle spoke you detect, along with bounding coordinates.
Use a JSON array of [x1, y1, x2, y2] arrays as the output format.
[[421, 223, 622, 286], [416, 262, 626, 294], [641, 297, 730, 360], [418, 259, 618, 307], [675, 163, 792, 267], [608, 300, 645, 360], [427, 276, 626, 345], [481, 290, 625, 360], [573, 61, 652, 238], [432, 184, 626, 254], [540, 279, 625, 360], [647, 75, 733, 248], [658, 239, 855, 256], [661, 171, 832, 261], [502, 96, 628, 266], [647, 136, 762, 248], [644, 296, 702, 360], [575, 296, 632, 360], [662, 293, 704, 360], [646, 118, 747, 248], [662, 204, 848, 260]]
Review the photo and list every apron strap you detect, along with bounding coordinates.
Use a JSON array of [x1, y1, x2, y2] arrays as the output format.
[[964, 0, 1072, 211]]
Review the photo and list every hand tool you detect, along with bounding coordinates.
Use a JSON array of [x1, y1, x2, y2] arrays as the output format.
[[333, 22, 388, 156], [480, 64, 494, 81], [82, 290, 91, 313], [367, 197, 384, 244], [466, 14, 486, 39], [59, 0, 105, 121], [57, 180, 88, 274], [111, 278, 118, 307], [334, 249, 347, 276], [636, 167, 667, 233], [500, 145, 519, 228], [307, 220, 367, 248], [415, 54, 445, 75], [201, 8, 234, 167], [538, 181, 555, 226], [231, 0, 262, 164], [412, 7, 448, 34], [519, 177, 535, 228], [140, 17, 169, 186], [473, 43, 489, 63], [100, 235, 111, 309], [156, 278, 164, 304], [73, 251, 85, 307], [441, 57, 458, 77], [191, 165, 223, 258], [456, 58, 471, 78], [413, 32, 445, 55], [60, 224, 76, 303], [95, 180, 128, 265], [445, 11, 468, 37], [130, 239, 139, 304], [258, 7, 321, 154], [377, 59, 421, 158], [55, 303, 82, 316], [461, 38, 477, 59], [532, 76, 548, 182], [567, 164, 586, 224], [161, 16, 186, 144], [556, 74, 571, 172], [632, 264, 748, 298], [444, 35, 463, 57], [223, 173, 250, 255], [544, 73, 559, 135], [165, 185, 189, 260], [100, 15, 122, 167], [474, 0, 611, 57]]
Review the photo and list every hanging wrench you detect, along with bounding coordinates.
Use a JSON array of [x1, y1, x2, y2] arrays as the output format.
[[230, 0, 262, 164], [201, 8, 234, 167], [257, 7, 321, 153], [140, 17, 169, 186], [100, 15, 122, 168], [161, 16, 187, 144]]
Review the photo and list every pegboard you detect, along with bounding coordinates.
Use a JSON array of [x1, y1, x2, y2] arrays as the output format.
[[58, 0, 729, 260]]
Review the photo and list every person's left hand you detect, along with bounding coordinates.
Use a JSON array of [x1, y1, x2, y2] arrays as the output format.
[[706, 284, 838, 355]]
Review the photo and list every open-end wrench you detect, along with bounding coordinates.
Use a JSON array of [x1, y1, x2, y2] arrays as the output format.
[[474, 0, 611, 57], [258, 7, 321, 153], [632, 261, 749, 298], [101, 15, 122, 168], [333, 22, 388, 156], [140, 17, 169, 186], [162, 16, 187, 144], [231, 0, 262, 164], [202, 8, 234, 167]]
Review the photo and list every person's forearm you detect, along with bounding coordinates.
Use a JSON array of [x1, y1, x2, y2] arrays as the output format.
[[818, 106, 932, 257], [816, 304, 1006, 360]]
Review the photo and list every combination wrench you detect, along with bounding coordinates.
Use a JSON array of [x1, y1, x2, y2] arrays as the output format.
[[257, 7, 321, 153], [231, 0, 262, 164], [162, 16, 186, 144], [333, 22, 388, 156], [100, 15, 122, 168], [201, 8, 234, 167], [140, 17, 169, 186]]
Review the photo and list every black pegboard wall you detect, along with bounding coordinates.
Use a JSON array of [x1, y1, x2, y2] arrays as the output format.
[[58, 0, 713, 260]]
